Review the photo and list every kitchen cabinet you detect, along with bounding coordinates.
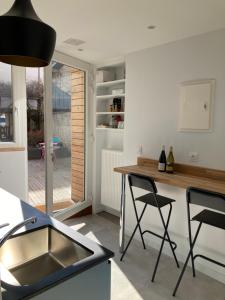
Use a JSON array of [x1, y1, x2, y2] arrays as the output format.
[[31, 261, 111, 300]]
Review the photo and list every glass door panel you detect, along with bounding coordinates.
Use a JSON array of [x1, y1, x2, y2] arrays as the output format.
[[26, 68, 46, 212], [51, 62, 85, 213]]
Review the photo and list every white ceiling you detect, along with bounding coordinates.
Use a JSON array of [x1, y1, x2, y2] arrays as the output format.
[[1, 0, 225, 65]]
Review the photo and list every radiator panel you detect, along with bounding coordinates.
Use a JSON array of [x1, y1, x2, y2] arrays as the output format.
[[101, 149, 124, 211]]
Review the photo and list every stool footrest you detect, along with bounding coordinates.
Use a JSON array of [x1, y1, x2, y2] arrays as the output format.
[[142, 230, 177, 250], [194, 254, 225, 268]]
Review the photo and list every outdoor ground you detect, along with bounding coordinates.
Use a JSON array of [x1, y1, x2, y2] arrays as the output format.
[[28, 157, 72, 207]]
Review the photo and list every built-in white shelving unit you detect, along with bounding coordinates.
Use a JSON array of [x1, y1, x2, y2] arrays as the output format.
[[94, 62, 126, 213], [95, 62, 126, 136]]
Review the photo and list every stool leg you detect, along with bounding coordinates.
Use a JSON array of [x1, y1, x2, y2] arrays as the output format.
[[151, 203, 172, 282], [120, 203, 147, 261], [130, 186, 146, 250], [158, 204, 180, 269], [172, 222, 202, 297], [132, 200, 146, 249], [187, 203, 196, 277]]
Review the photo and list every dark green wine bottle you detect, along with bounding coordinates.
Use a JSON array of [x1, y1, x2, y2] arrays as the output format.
[[158, 145, 166, 172]]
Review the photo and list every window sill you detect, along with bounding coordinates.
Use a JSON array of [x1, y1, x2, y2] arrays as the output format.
[[0, 143, 25, 152]]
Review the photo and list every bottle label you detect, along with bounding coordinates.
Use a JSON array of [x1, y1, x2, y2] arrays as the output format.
[[166, 163, 174, 173], [158, 163, 165, 171]]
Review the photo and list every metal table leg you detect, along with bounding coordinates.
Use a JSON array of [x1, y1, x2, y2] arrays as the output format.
[[119, 174, 126, 253]]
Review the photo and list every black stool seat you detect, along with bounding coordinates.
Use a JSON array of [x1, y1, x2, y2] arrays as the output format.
[[136, 193, 175, 208], [192, 209, 225, 230]]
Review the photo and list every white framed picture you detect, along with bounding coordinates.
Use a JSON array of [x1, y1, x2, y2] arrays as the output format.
[[178, 79, 215, 132]]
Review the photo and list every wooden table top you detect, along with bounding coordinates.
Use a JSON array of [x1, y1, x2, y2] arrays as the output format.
[[114, 158, 225, 195]]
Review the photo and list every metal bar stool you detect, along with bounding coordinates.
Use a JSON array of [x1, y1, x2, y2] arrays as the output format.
[[120, 173, 180, 282], [173, 187, 225, 296]]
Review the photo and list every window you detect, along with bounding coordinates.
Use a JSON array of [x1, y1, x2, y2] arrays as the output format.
[[26, 68, 44, 149], [0, 63, 13, 142]]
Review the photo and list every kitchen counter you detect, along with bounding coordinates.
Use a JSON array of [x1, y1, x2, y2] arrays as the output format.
[[114, 157, 225, 194], [0, 189, 114, 300]]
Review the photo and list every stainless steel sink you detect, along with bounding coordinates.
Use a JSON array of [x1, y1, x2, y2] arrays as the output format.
[[0, 226, 92, 285]]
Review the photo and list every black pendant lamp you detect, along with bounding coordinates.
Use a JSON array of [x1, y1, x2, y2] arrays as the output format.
[[0, 0, 56, 67]]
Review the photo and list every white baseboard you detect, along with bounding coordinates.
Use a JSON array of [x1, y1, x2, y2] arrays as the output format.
[[93, 204, 120, 217], [93, 203, 104, 214], [101, 205, 120, 217]]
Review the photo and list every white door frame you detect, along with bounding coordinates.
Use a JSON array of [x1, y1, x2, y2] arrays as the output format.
[[44, 51, 94, 221]]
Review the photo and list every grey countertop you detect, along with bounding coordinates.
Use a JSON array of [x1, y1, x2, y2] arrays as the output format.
[[0, 189, 114, 300]]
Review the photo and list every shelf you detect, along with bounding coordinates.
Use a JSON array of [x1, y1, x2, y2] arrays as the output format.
[[96, 79, 125, 87], [96, 112, 124, 115], [96, 93, 125, 100], [96, 127, 124, 132]]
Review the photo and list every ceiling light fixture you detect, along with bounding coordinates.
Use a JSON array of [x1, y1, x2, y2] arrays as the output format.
[[147, 25, 156, 30], [0, 0, 56, 67]]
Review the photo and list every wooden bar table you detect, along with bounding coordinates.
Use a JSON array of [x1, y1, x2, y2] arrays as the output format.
[[114, 157, 225, 253]]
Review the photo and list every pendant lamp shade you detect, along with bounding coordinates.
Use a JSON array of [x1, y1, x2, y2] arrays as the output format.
[[0, 0, 56, 67]]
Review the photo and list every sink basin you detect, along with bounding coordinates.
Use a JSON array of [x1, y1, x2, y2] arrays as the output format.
[[0, 226, 92, 285]]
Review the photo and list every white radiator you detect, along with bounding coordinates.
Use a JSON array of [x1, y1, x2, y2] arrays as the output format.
[[101, 149, 124, 211]]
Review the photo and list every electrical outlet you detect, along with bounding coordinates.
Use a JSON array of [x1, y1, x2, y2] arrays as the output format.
[[189, 152, 199, 162]]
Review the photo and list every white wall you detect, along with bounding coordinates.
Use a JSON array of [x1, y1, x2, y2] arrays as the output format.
[[0, 151, 27, 200], [0, 67, 27, 200], [124, 28, 225, 283]]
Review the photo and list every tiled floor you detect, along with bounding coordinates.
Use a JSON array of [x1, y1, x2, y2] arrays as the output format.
[[65, 212, 225, 300]]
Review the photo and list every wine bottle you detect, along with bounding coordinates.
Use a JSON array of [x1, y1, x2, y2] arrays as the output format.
[[166, 146, 175, 173], [158, 145, 166, 172]]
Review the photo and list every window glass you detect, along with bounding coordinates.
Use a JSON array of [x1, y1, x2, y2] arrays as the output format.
[[0, 63, 13, 142], [26, 68, 44, 146], [26, 68, 45, 209]]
